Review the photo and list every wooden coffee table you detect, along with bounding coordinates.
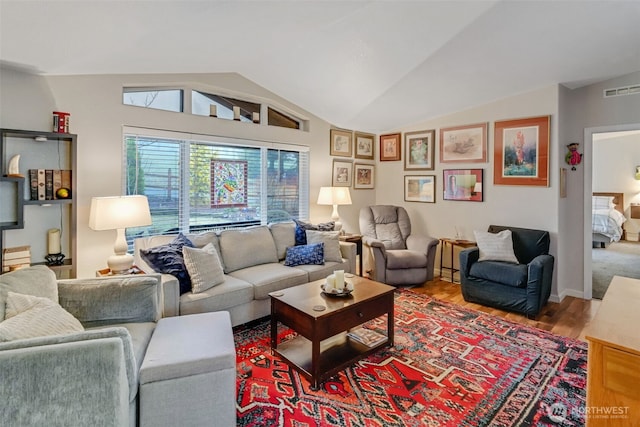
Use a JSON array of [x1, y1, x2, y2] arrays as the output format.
[[270, 276, 394, 390]]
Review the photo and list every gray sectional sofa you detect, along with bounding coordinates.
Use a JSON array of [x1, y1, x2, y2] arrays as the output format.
[[134, 222, 356, 326]]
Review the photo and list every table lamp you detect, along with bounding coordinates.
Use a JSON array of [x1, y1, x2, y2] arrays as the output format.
[[89, 195, 152, 274], [317, 187, 352, 231]]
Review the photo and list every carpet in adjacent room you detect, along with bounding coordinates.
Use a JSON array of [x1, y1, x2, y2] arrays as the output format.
[[234, 289, 587, 427], [592, 240, 640, 299]]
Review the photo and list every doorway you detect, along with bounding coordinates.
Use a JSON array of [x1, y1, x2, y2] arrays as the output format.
[[583, 124, 640, 300]]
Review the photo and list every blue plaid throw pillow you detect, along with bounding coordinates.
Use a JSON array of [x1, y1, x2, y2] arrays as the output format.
[[284, 243, 325, 266], [140, 233, 195, 294]]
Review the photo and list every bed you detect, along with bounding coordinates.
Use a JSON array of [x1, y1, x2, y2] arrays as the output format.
[[592, 192, 627, 247]]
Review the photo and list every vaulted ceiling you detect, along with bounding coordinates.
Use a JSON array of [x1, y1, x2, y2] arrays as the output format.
[[1, 0, 639, 133]]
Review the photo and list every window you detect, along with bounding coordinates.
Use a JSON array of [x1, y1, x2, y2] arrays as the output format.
[[192, 91, 259, 122], [268, 107, 300, 129], [123, 89, 183, 112], [123, 129, 309, 244]]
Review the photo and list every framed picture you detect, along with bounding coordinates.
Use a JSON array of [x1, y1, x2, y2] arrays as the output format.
[[379, 133, 401, 161], [404, 175, 436, 203], [332, 159, 353, 187], [330, 128, 353, 157], [211, 160, 248, 207], [443, 169, 483, 202], [494, 115, 550, 186], [353, 163, 375, 189], [354, 132, 375, 160], [404, 129, 435, 170], [439, 123, 488, 163]]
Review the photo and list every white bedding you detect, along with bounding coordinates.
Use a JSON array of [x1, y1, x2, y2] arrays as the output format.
[[592, 208, 626, 242]]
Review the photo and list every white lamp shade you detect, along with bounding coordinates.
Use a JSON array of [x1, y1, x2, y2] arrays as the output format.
[[89, 195, 152, 231], [317, 187, 352, 206]]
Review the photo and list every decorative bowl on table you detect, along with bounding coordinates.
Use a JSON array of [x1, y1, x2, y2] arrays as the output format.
[[321, 280, 354, 297]]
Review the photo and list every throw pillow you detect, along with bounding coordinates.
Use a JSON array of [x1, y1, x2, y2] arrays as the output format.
[[0, 265, 59, 321], [292, 219, 335, 245], [474, 230, 519, 264], [592, 196, 615, 210], [0, 292, 84, 342], [305, 230, 342, 263], [183, 243, 225, 294], [140, 233, 195, 295], [284, 243, 325, 267]]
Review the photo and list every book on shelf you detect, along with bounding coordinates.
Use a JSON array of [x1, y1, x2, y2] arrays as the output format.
[[28, 169, 38, 200], [2, 245, 31, 273], [37, 169, 46, 200], [45, 169, 54, 200], [347, 327, 387, 347], [60, 170, 72, 193], [52, 169, 62, 198]]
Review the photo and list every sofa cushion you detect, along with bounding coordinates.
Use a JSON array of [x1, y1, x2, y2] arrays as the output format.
[[58, 276, 160, 328], [229, 263, 308, 299], [469, 261, 528, 288], [292, 219, 335, 245], [270, 222, 296, 260], [0, 292, 84, 341], [474, 230, 518, 263], [0, 265, 58, 321], [140, 233, 195, 295], [179, 275, 254, 316], [386, 250, 427, 269], [291, 260, 349, 282], [284, 243, 324, 267], [99, 321, 156, 386], [183, 243, 224, 293], [305, 230, 342, 263], [219, 226, 278, 273]]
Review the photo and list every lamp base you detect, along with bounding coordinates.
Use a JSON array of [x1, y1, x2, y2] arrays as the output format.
[[107, 253, 134, 275]]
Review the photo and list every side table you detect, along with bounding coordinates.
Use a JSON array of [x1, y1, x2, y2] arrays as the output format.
[[439, 238, 476, 283], [339, 234, 363, 276], [96, 265, 146, 277]]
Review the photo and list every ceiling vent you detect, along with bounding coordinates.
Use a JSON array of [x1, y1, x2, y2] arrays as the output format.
[[603, 84, 640, 98]]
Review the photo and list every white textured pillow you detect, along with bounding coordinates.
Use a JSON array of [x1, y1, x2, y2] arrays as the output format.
[[305, 230, 342, 263], [473, 230, 519, 264], [183, 243, 224, 293], [0, 292, 84, 342], [592, 196, 615, 210]]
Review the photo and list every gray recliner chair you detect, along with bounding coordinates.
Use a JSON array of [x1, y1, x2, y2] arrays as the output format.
[[359, 205, 438, 286]]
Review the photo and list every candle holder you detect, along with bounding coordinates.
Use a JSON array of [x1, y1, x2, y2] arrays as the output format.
[[45, 253, 65, 266]]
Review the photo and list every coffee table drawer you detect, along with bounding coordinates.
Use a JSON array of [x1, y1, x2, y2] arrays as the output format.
[[320, 295, 392, 338]]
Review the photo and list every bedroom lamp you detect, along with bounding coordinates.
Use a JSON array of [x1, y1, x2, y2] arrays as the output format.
[[317, 186, 352, 231], [89, 195, 152, 274]]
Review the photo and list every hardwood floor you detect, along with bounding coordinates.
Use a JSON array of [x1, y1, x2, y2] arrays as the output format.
[[410, 278, 600, 341]]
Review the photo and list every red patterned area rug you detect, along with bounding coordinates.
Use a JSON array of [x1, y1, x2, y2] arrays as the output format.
[[234, 289, 587, 427]]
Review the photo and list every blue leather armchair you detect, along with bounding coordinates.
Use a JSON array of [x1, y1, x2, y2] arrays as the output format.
[[459, 225, 554, 318]]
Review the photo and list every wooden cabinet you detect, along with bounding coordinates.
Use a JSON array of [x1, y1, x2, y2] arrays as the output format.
[[584, 276, 640, 426], [0, 128, 76, 278]]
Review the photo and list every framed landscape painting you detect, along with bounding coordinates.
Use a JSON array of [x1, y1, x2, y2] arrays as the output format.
[[332, 159, 353, 187], [439, 123, 488, 163], [494, 115, 550, 186], [404, 129, 435, 170], [354, 132, 375, 160], [353, 163, 375, 189], [330, 128, 353, 157], [443, 169, 483, 202], [404, 175, 436, 203]]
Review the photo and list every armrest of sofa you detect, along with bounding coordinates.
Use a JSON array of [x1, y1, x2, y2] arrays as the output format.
[[339, 241, 357, 275], [459, 247, 479, 278], [159, 273, 180, 317], [58, 275, 161, 327], [526, 254, 555, 314], [0, 329, 133, 426]]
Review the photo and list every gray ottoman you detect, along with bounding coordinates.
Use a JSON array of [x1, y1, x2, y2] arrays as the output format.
[[139, 311, 236, 427]]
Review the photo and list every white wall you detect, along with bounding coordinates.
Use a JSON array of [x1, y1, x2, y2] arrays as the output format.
[[1, 70, 375, 277], [374, 85, 561, 298]]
